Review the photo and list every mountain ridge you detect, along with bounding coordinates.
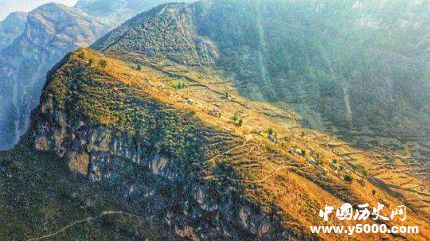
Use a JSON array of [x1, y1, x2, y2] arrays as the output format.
[[0, 1, 429, 240], [0, 0, 202, 151], [0, 3, 111, 150], [75, 0, 197, 24], [93, 0, 430, 142], [15, 47, 428, 241], [0, 11, 27, 51]]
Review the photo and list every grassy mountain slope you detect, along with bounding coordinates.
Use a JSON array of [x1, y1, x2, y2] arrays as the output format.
[[2, 48, 428, 240], [90, 1, 430, 213], [92, 0, 430, 141], [0, 0, 429, 240]]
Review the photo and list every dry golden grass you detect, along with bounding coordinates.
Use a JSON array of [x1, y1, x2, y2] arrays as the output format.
[[73, 49, 430, 241]]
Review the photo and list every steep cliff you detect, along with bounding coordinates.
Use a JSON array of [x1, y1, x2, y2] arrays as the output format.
[[0, 11, 27, 50], [0, 3, 111, 150], [0, 1, 429, 240], [0, 0, 200, 151], [25, 49, 303, 240], [2, 48, 427, 240]]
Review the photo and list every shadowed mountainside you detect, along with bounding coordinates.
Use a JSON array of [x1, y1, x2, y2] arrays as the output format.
[[1, 45, 429, 240], [0, 0, 429, 240], [0, 0, 199, 151], [0, 3, 111, 150], [0, 11, 27, 51], [76, 0, 196, 24], [93, 0, 430, 141]]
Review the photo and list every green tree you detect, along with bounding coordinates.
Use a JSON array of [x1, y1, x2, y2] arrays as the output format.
[[344, 174, 354, 183], [99, 59, 107, 68]]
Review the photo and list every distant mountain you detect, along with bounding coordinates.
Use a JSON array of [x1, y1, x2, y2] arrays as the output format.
[[93, 0, 430, 143], [0, 1, 429, 240], [0, 1, 199, 151], [0, 11, 27, 50], [75, 0, 196, 24], [3, 45, 428, 240], [0, 3, 111, 150]]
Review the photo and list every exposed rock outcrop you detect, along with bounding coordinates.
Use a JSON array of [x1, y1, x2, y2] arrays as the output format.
[[0, 3, 111, 150], [25, 51, 309, 240]]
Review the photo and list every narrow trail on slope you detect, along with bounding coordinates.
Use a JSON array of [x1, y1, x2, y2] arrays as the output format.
[[242, 165, 294, 184], [26, 211, 147, 241]]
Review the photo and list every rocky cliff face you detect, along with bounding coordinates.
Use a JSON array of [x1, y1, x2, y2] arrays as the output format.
[[0, 1, 429, 240], [0, 3, 111, 150], [0, 0, 200, 151], [2, 45, 428, 240], [25, 50, 307, 240], [93, 0, 430, 142], [0, 11, 27, 50]]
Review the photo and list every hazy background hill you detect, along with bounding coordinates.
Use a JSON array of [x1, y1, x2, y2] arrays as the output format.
[[0, 0, 197, 150], [0, 3, 110, 150], [0, 0, 427, 153], [94, 0, 430, 143], [0, 11, 27, 50], [0, 1, 429, 240], [76, 0, 196, 23]]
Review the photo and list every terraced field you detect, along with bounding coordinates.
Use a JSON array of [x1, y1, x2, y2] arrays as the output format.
[[56, 48, 429, 240]]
